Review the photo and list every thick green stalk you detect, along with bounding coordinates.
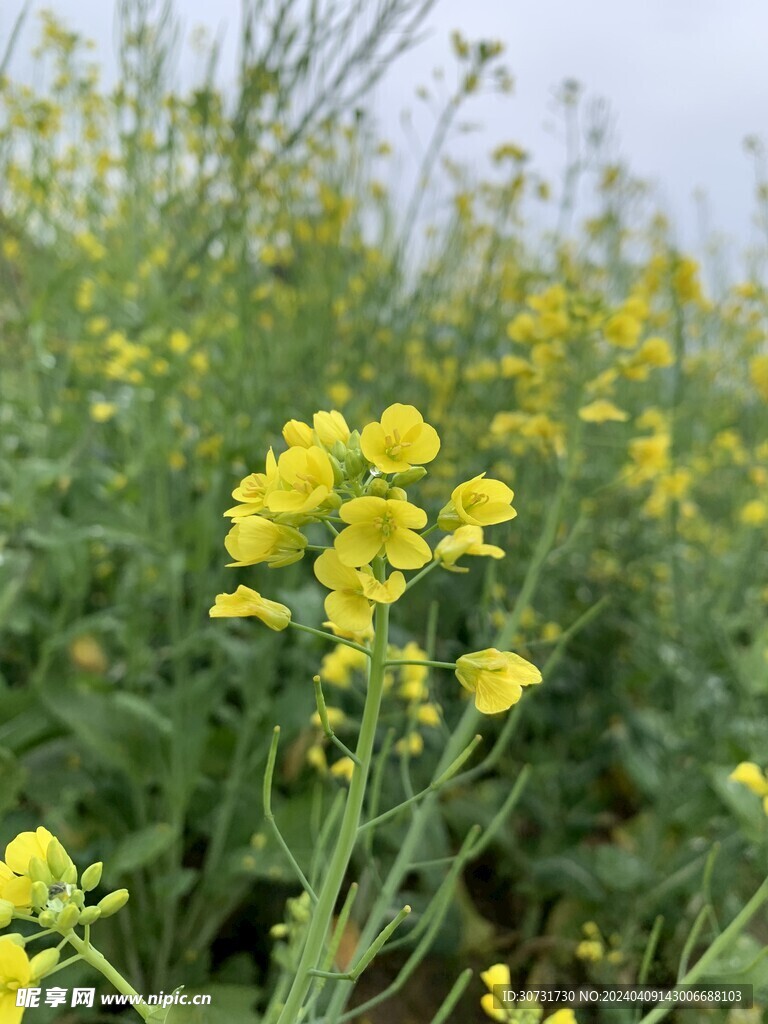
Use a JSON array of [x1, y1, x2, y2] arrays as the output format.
[[275, 565, 390, 1024], [66, 933, 151, 1022]]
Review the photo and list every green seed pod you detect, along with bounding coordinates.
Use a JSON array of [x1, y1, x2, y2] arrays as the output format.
[[386, 486, 407, 501], [29, 857, 52, 885], [78, 906, 101, 926], [367, 477, 389, 498], [0, 899, 13, 928], [30, 881, 49, 910], [56, 903, 80, 932], [29, 947, 60, 979], [46, 839, 69, 879], [37, 911, 56, 928], [80, 862, 103, 892], [97, 889, 130, 918], [392, 466, 427, 487]]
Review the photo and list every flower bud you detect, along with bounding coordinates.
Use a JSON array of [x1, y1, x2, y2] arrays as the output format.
[[62, 864, 78, 885], [78, 906, 101, 926], [80, 862, 103, 892], [329, 455, 345, 487], [71, 889, 85, 908], [330, 441, 347, 463], [29, 948, 60, 979], [0, 899, 14, 928], [326, 490, 342, 510], [386, 486, 407, 501], [437, 501, 461, 532], [30, 881, 49, 910], [344, 449, 365, 479], [391, 466, 427, 487], [37, 911, 56, 928], [97, 889, 130, 918], [367, 477, 389, 498], [56, 903, 80, 932], [29, 857, 52, 885], [46, 839, 70, 879]]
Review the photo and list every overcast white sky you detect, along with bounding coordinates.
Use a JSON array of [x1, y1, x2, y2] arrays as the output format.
[[4, 0, 768, 258]]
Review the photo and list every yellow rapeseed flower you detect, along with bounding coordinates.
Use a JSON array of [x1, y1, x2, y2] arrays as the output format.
[[313, 410, 350, 447], [578, 400, 629, 424], [730, 762, 768, 797], [360, 403, 440, 474], [438, 474, 516, 531], [434, 525, 505, 570], [209, 586, 291, 630], [225, 517, 307, 568], [313, 549, 405, 632], [89, 401, 118, 423], [604, 312, 642, 349], [456, 649, 541, 714], [282, 419, 314, 448], [266, 445, 335, 515], [224, 449, 280, 518], [335, 497, 430, 569], [740, 500, 768, 526]]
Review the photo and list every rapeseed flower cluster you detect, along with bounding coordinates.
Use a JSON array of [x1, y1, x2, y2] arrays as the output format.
[[210, 404, 541, 714]]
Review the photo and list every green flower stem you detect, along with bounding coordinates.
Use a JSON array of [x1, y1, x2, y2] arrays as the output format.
[[404, 560, 439, 591], [264, 726, 319, 903], [384, 659, 455, 670], [313, 676, 361, 766], [638, 875, 768, 1024], [289, 621, 371, 657], [66, 932, 152, 1022], [275, 561, 391, 1024]]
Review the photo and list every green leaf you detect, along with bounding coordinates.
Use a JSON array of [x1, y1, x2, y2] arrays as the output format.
[[108, 823, 177, 879], [0, 746, 25, 813]]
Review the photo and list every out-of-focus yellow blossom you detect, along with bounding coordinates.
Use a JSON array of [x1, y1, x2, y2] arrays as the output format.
[[224, 450, 280, 519], [455, 649, 541, 714], [730, 763, 768, 814], [628, 433, 670, 481], [578, 400, 629, 423], [396, 732, 423, 757], [576, 939, 604, 962], [310, 707, 346, 730], [500, 355, 535, 378], [69, 635, 108, 674], [506, 312, 537, 343], [89, 401, 117, 423], [267, 445, 335, 515], [435, 525, 505, 570], [740, 500, 768, 526], [320, 644, 369, 687], [438, 474, 516, 531], [306, 745, 328, 775], [604, 311, 642, 349], [328, 383, 352, 406], [397, 642, 430, 700], [225, 518, 307, 568], [209, 586, 291, 630], [620, 336, 675, 380], [417, 704, 441, 727], [335, 497, 430, 569], [360, 403, 440, 473], [313, 549, 405, 632], [169, 329, 191, 354], [330, 757, 355, 782], [750, 355, 768, 400]]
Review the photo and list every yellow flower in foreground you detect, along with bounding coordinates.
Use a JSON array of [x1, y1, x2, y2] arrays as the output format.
[[313, 549, 405, 632], [313, 410, 350, 447], [266, 445, 334, 514], [360, 403, 440, 474], [578, 400, 629, 424], [5, 827, 55, 878], [335, 497, 430, 569], [438, 475, 516, 532], [456, 649, 541, 714], [209, 586, 291, 630], [435, 525, 505, 570], [480, 962, 576, 1023], [224, 449, 279, 519], [0, 863, 30, 910], [225, 517, 307, 568], [0, 938, 32, 1024]]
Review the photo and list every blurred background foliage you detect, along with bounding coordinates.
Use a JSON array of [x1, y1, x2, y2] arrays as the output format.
[[1, 1, 768, 1020]]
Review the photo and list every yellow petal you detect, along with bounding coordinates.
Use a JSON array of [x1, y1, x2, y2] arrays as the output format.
[[388, 500, 428, 530], [379, 403, 424, 437], [359, 571, 406, 604], [339, 496, 387, 525], [475, 677, 523, 714], [385, 529, 432, 569], [401, 422, 440, 463], [325, 591, 373, 633], [335, 523, 384, 567], [5, 828, 53, 876], [480, 963, 511, 991], [314, 549, 362, 592], [0, 875, 32, 908]]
